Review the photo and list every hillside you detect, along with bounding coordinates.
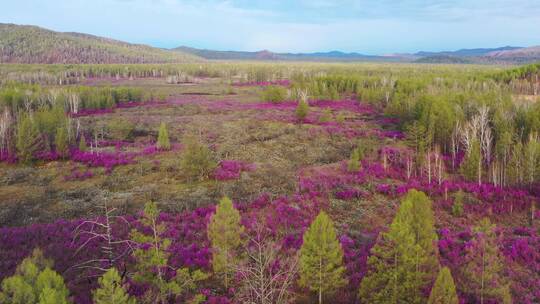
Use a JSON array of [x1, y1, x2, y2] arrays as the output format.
[[0, 23, 202, 64], [415, 55, 474, 64], [415, 46, 521, 57], [485, 46, 540, 63]]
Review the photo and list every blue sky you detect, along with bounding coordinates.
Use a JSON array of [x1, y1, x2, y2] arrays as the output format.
[[1, 0, 539, 54]]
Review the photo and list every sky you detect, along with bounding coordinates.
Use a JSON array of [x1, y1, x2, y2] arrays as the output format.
[[1, 0, 539, 54]]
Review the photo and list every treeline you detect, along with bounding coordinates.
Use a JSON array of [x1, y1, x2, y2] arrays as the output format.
[[289, 63, 540, 189], [0, 83, 161, 162], [0, 190, 509, 303], [0, 63, 292, 86]]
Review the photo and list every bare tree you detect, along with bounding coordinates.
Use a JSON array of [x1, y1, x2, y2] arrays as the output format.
[[0, 108, 12, 157], [234, 226, 299, 304], [70, 194, 135, 278]]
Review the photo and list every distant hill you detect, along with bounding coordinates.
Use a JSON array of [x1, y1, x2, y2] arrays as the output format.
[[415, 55, 474, 64], [174, 46, 408, 62], [485, 46, 540, 64], [0, 23, 202, 64], [415, 46, 522, 58]]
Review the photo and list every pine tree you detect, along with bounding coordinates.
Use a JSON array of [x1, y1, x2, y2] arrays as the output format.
[[461, 218, 507, 304], [348, 148, 362, 172], [461, 140, 482, 184], [295, 99, 309, 122], [156, 122, 171, 151], [78, 136, 87, 152], [55, 126, 69, 158], [207, 196, 244, 288], [92, 268, 134, 304], [16, 114, 41, 164], [35, 268, 70, 304], [130, 202, 206, 304], [38, 287, 69, 304], [428, 267, 459, 304], [299, 211, 347, 304], [180, 135, 216, 181], [0, 249, 70, 304], [359, 190, 439, 304]]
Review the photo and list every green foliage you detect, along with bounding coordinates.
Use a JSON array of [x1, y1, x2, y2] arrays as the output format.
[[295, 99, 309, 122], [335, 112, 346, 124], [92, 268, 135, 304], [428, 267, 459, 304], [348, 148, 362, 172], [0, 249, 70, 304], [319, 109, 332, 123], [461, 140, 482, 183], [54, 126, 69, 158], [451, 191, 464, 217], [461, 218, 508, 304], [16, 114, 41, 164], [207, 196, 245, 288], [261, 86, 287, 103], [130, 202, 207, 303], [179, 136, 217, 181], [299, 211, 347, 304], [405, 121, 429, 154], [359, 190, 438, 304], [107, 119, 134, 141], [156, 122, 171, 151], [78, 136, 87, 152]]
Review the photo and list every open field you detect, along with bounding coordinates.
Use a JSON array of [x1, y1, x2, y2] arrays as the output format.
[[1, 62, 540, 304]]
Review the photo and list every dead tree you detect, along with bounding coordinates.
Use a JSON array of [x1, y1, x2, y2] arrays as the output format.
[[234, 225, 299, 304], [71, 194, 135, 278]]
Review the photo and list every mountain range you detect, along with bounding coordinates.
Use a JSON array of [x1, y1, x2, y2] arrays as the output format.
[[1, 23, 539, 64]]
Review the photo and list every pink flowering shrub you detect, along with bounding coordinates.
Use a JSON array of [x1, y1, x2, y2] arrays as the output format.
[[213, 160, 256, 180]]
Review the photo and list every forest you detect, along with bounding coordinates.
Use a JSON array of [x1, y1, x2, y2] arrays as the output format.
[[0, 61, 539, 304]]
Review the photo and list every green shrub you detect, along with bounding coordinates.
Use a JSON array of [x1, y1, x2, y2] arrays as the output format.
[[319, 109, 332, 123], [156, 122, 171, 150], [107, 119, 135, 141], [347, 148, 363, 172], [180, 136, 217, 181], [452, 191, 464, 217], [296, 99, 309, 122], [261, 86, 287, 103]]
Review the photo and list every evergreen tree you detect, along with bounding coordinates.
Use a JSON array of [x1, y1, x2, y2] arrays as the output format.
[[428, 267, 459, 304], [348, 148, 362, 172], [451, 191, 464, 217], [35, 269, 69, 304], [207, 196, 245, 288], [0, 249, 70, 304], [130, 202, 206, 304], [461, 218, 507, 304], [16, 114, 41, 164], [359, 190, 439, 304], [55, 126, 69, 158], [38, 287, 69, 304], [78, 136, 87, 152], [156, 122, 171, 151], [299, 211, 347, 304], [295, 99, 309, 122], [92, 268, 134, 304], [179, 135, 216, 181], [461, 140, 482, 184]]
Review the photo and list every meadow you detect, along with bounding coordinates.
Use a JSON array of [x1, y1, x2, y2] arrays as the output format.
[[0, 61, 539, 304]]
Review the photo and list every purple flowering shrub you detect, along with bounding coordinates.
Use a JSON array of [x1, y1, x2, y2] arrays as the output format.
[[213, 160, 256, 181]]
